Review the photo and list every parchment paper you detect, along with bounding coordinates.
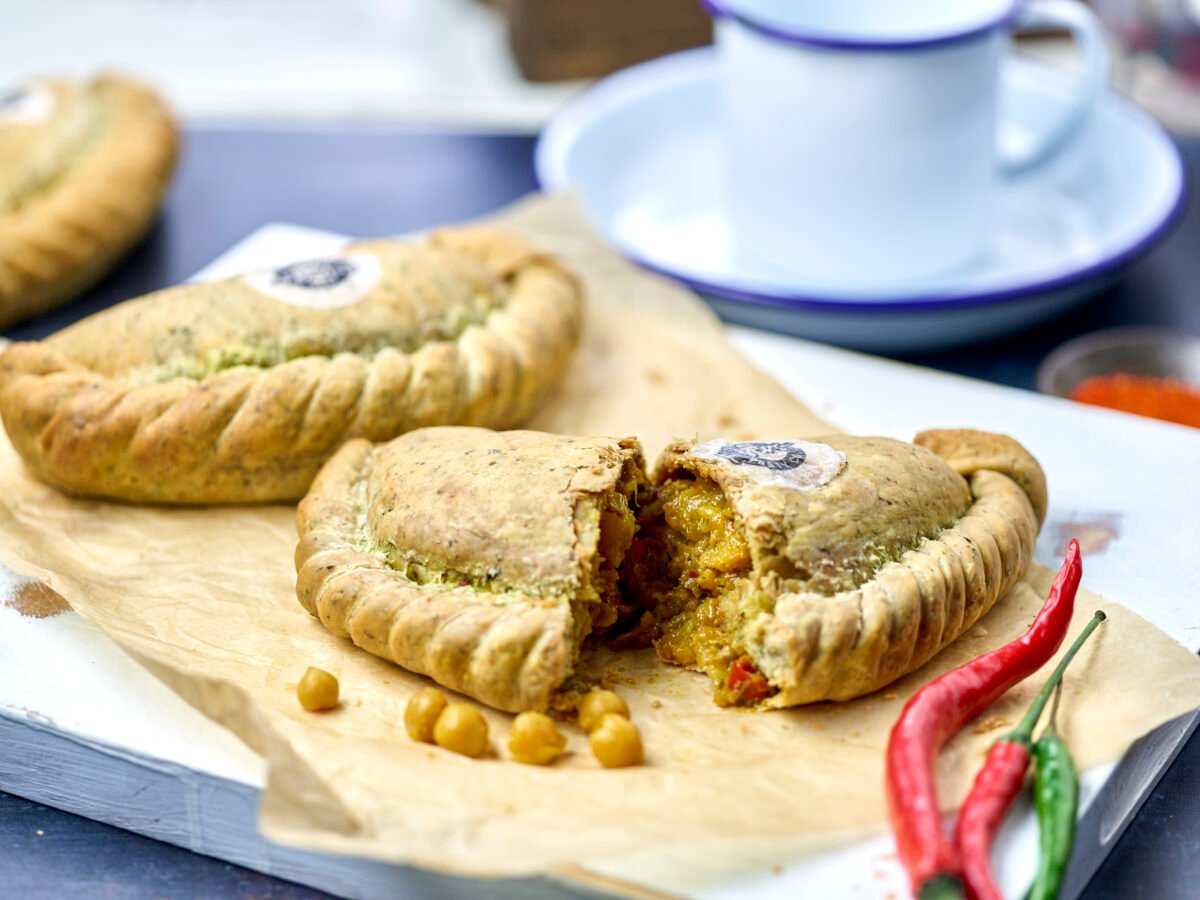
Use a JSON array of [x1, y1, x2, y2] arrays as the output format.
[[1, 195, 1199, 884]]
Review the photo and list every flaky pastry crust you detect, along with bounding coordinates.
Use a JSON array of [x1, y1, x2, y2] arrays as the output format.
[[0, 74, 178, 327], [0, 228, 583, 503]]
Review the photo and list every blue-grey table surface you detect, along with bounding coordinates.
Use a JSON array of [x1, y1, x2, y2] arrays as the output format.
[[1, 127, 1198, 898]]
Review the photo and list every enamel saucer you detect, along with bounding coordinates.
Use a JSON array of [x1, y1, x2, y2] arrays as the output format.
[[536, 48, 1186, 352]]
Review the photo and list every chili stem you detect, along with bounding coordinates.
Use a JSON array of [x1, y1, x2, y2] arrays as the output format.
[[1008, 611, 1106, 745], [1046, 681, 1064, 738]]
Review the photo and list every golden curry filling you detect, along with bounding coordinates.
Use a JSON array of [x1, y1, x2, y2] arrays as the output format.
[[623, 474, 772, 706]]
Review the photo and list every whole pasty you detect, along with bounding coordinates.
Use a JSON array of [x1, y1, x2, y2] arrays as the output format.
[[0, 74, 178, 327], [0, 228, 582, 503], [626, 430, 1046, 706], [295, 427, 645, 712]]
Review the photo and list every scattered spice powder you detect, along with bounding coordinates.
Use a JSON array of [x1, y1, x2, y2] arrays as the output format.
[[1070, 373, 1200, 429]]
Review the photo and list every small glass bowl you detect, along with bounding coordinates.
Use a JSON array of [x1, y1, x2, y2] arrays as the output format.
[[1035, 327, 1200, 398]]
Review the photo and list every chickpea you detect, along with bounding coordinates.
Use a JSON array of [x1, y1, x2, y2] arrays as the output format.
[[508, 711, 567, 766], [590, 713, 643, 768], [433, 702, 489, 758], [404, 687, 448, 743], [296, 666, 339, 712], [578, 688, 629, 733]]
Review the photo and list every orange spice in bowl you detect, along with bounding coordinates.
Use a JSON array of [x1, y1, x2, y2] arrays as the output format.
[[1036, 328, 1200, 430], [1069, 373, 1200, 428]]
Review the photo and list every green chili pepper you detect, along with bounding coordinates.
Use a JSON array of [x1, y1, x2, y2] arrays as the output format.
[[1029, 684, 1079, 900]]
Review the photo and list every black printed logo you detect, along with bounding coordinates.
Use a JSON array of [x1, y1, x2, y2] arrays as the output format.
[[271, 258, 356, 290], [0, 88, 27, 111], [715, 441, 807, 471]]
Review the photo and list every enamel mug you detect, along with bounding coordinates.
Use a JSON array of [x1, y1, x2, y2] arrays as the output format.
[[703, 0, 1111, 287]]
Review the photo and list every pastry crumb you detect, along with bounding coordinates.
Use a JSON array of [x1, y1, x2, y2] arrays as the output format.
[[881, 692, 898, 701], [972, 714, 1011, 734], [650, 700, 662, 709], [770, 865, 784, 876], [717, 412, 738, 428], [972, 626, 989, 638], [603, 665, 633, 686], [645, 367, 666, 384]]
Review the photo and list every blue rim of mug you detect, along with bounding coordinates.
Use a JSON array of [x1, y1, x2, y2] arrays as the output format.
[[701, 0, 1022, 51], [533, 48, 1190, 314]]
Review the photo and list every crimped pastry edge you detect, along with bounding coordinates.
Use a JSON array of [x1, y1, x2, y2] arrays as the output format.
[[744, 430, 1045, 706]]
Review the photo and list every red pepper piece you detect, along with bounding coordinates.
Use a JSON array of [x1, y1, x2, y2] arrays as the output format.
[[627, 537, 651, 564], [955, 610, 1107, 900], [728, 658, 772, 704], [885, 540, 1083, 899]]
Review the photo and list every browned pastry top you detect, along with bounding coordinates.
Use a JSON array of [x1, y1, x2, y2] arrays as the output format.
[[0, 228, 584, 503]]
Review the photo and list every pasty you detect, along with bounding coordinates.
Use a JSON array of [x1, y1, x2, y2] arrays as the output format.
[[295, 427, 645, 712], [0, 228, 582, 503], [626, 430, 1045, 706], [0, 74, 178, 327], [295, 426, 1045, 711]]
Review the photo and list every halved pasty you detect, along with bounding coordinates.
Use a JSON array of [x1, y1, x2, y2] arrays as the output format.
[[295, 427, 645, 712], [295, 426, 1045, 711], [0, 228, 583, 503], [625, 430, 1046, 706], [0, 74, 178, 327]]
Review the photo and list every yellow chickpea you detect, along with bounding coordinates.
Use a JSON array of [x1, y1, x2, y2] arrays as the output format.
[[508, 711, 567, 766], [433, 702, 490, 758], [296, 666, 339, 712], [590, 713, 643, 768], [578, 688, 630, 733], [404, 687, 448, 743]]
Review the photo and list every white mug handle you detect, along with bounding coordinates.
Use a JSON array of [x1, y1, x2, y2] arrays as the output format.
[[1000, 0, 1110, 176]]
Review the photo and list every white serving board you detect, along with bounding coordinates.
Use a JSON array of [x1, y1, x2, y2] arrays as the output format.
[[2, 224, 1198, 900]]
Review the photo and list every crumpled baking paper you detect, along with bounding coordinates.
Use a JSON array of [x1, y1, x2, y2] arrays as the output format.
[[1, 195, 1198, 888]]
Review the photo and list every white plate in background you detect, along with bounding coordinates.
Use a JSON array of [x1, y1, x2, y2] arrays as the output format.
[[536, 48, 1187, 352]]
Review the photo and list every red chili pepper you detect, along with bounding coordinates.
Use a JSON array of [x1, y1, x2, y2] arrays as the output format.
[[727, 658, 772, 704], [886, 540, 1083, 899], [955, 611, 1106, 900]]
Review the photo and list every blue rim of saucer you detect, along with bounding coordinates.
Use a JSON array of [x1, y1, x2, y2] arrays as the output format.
[[534, 50, 1189, 315], [701, 0, 1021, 51]]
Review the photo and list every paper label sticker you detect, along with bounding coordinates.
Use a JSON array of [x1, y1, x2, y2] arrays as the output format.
[[243, 253, 381, 309], [0, 84, 55, 126], [691, 439, 845, 491]]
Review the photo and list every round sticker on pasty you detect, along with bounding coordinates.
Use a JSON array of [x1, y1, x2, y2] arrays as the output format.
[[0, 83, 55, 125], [243, 252, 381, 309], [691, 439, 845, 490]]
